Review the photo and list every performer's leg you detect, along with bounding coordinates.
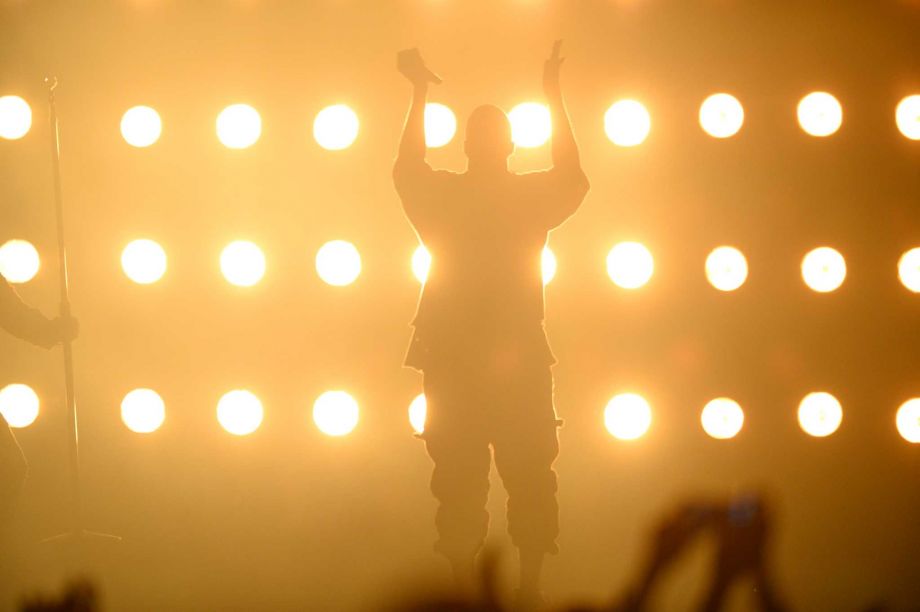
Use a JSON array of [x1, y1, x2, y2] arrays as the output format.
[[492, 366, 560, 597], [422, 367, 492, 590]]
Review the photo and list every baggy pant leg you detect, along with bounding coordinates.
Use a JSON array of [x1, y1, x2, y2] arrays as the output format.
[[492, 366, 560, 555], [422, 369, 492, 560]]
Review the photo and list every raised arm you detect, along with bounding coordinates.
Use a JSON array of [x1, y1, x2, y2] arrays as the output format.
[[395, 48, 441, 170], [0, 274, 76, 349], [544, 40, 585, 175]]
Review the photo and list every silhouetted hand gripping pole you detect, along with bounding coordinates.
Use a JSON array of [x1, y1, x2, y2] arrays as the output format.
[[42, 77, 120, 549]]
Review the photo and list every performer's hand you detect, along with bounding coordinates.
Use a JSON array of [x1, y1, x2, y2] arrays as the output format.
[[50, 315, 79, 344], [397, 48, 442, 85], [543, 39, 564, 95]]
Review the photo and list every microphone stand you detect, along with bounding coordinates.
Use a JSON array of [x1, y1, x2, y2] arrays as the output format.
[[40, 77, 120, 549]]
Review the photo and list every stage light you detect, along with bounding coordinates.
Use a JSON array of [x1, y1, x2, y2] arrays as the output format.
[[0, 95, 32, 140], [699, 93, 744, 138], [604, 393, 652, 441], [898, 247, 920, 292], [312, 390, 359, 437], [797, 92, 842, 137], [606, 242, 654, 289], [425, 103, 457, 148], [121, 388, 165, 434], [120, 106, 162, 147], [409, 394, 426, 434], [121, 239, 167, 284], [0, 384, 39, 428], [701, 398, 744, 439], [798, 392, 843, 437], [604, 100, 651, 147], [542, 246, 556, 285], [895, 95, 920, 140], [315, 240, 361, 286], [313, 104, 359, 151], [509, 102, 551, 148], [801, 247, 846, 293], [412, 245, 431, 284], [0, 239, 40, 283], [896, 398, 920, 443], [705, 246, 748, 291], [220, 240, 265, 287], [216, 104, 261, 149], [217, 390, 263, 436]]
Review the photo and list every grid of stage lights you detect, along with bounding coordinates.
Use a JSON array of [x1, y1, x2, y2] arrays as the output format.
[[2, 382, 916, 443], [5, 240, 920, 292], [1, 94, 920, 144]]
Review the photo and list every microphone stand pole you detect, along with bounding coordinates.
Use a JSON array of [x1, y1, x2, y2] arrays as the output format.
[[41, 76, 120, 548]]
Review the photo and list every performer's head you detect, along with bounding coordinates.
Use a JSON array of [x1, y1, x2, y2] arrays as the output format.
[[464, 105, 513, 168]]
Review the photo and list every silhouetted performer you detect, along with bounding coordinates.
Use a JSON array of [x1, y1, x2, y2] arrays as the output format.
[[393, 42, 589, 602], [0, 273, 77, 524]]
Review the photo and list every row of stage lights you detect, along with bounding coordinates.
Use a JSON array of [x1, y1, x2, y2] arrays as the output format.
[[1, 383, 918, 444], [2, 93, 920, 147], [2, 238, 920, 293]]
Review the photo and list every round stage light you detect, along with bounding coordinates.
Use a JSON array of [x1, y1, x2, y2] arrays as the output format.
[[541, 246, 556, 285], [607, 242, 654, 289], [705, 246, 748, 291], [315, 240, 361, 286], [896, 398, 920, 443], [121, 388, 165, 434], [798, 392, 843, 437], [0, 96, 32, 140], [0, 384, 39, 428], [699, 93, 744, 138], [220, 240, 265, 287], [0, 239, 40, 283], [604, 100, 651, 147], [409, 393, 427, 434], [425, 103, 457, 148], [120, 106, 162, 147], [313, 390, 359, 437], [701, 398, 744, 439], [121, 239, 167, 284], [216, 104, 261, 149], [895, 95, 920, 140], [898, 247, 920, 293], [797, 92, 842, 137], [412, 245, 431, 284], [604, 393, 652, 441], [802, 247, 846, 293], [314, 104, 359, 151], [509, 102, 551, 148], [217, 390, 263, 436]]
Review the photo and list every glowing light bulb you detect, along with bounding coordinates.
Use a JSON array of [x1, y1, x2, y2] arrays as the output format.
[[217, 390, 263, 436], [425, 103, 457, 148], [120, 106, 162, 147], [797, 92, 842, 137], [509, 102, 551, 148], [801, 247, 846, 293], [604, 393, 652, 440], [409, 394, 427, 433], [0, 384, 39, 428], [121, 239, 167, 284], [705, 246, 748, 291], [699, 93, 744, 138], [701, 398, 744, 439], [216, 104, 261, 149], [314, 104, 359, 150], [121, 389, 166, 433], [604, 100, 651, 147], [0, 96, 32, 140], [607, 242, 654, 289], [0, 240, 40, 283], [220, 241, 266, 287], [315, 240, 361, 286], [412, 245, 431, 284], [895, 95, 920, 140], [798, 392, 843, 437], [313, 390, 359, 437]]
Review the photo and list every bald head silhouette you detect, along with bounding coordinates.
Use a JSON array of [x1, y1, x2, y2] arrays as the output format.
[[464, 104, 514, 167]]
